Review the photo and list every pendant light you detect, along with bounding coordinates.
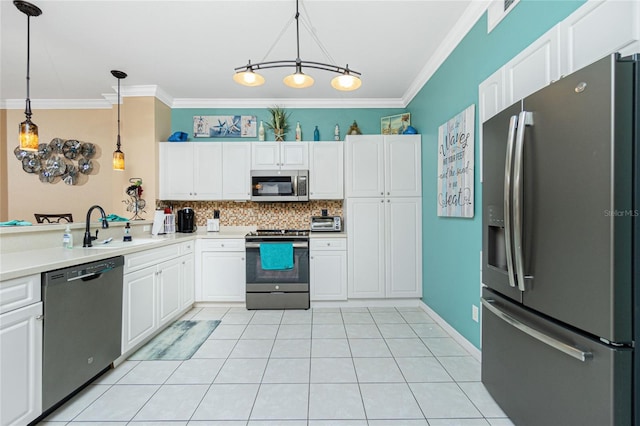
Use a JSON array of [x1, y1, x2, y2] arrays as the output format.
[[111, 70, 127, 171], [14, 0, 42, 152], [233, 0, 361, 91]]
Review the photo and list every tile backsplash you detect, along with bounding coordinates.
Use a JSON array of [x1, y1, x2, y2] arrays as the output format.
[[158, 200, 343, 229]]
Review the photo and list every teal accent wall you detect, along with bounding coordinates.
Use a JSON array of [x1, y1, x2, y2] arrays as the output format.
[[408, 0, 585, 348], [171, 108, 405, 142]]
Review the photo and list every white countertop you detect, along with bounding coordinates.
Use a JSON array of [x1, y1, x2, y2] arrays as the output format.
[[0, 226, 346, 282]]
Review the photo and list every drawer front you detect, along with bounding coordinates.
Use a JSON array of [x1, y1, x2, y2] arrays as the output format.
[[180, 241, 195, 255], [0, 274, 41, 315], [197, 239, 244, 251], [310, 238, 346, 251], [125, 244, 180, 273]]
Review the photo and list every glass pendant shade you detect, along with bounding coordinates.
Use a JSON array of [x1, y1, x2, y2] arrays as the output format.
[[19, 118, 39, 151], [331, 73, 362, 91], [283, 69, 314, 88], [233, 69, 265, 87], [113, 148, 125, 171]]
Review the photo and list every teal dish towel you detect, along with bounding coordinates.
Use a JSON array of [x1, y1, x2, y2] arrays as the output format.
[[0, 220, 32, 226], [260, 243, 294, 270], [99, 214, 129, 222]]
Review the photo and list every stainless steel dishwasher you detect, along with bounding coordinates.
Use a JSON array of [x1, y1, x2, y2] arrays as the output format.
[[41, 256, 124, 412]]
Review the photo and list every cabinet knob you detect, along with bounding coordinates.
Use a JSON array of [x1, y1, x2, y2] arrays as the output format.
[[387, 192, 390, 195], [221, 244, 225, 247], [241, 257, 245, 261], [387, 199, 390, 203], [380, 192, 383, 195], [327, 242, 330, 246], [36, 315, 44, 321], [380, 200, 384, 203]]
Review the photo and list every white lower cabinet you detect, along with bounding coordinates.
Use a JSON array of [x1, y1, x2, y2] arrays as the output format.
[[195, 239, 246, 302], [122, 242, 194, 355], [347, 197, 422, 299], [310, 238, 347, 301], [0, 302, 42, 426]]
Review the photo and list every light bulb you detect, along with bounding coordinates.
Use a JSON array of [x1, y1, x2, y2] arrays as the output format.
[[244, 73, 256, 84], [293, 73, 306, 85]]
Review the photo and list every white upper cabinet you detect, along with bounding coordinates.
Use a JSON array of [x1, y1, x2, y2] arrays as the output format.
[[384, 135, 422, 198], [159, 142, 222, 200], [251, 142, 309, 170], [479, 0, 640, 122], [560, 0, 640, 75], [479, 67, 506, 123], [345, 135, 421, 198], [504, 25, 561, 106], [309, 142, 344, 200], [222, 142, 251, 200]]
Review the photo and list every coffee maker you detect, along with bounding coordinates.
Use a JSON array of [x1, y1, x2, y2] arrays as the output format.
[[177, 208, 196, 233]]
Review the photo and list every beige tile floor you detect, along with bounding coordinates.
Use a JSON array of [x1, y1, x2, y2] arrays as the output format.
[[38, 306, 514, 426]]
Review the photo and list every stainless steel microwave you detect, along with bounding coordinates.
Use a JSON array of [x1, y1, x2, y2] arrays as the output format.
[[250, 170, 308, 202]]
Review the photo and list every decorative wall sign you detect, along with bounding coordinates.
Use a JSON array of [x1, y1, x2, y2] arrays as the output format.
[[193, 115, 257, 138], [437, 105, 475, 218], [381, 113, 410, 135], [14, 138, 96, 185]]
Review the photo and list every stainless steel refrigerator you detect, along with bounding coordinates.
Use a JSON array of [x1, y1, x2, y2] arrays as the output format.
[[481, 53, 638, 426]]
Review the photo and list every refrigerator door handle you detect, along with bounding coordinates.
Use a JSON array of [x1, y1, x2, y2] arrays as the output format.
[[512, 111, 534, 291], [504, 115, 519, 289], [481, 298, 593, 362]]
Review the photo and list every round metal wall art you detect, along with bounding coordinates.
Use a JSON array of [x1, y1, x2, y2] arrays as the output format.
[[14, 138, 97, 185]]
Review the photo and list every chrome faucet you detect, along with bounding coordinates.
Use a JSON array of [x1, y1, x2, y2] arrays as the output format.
[[83, 205, 109, 247]]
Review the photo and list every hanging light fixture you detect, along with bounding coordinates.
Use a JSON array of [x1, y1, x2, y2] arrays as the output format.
[[14, 0, 42, 152], [233, 0, 361, 91], [111, 70, 127, 171]]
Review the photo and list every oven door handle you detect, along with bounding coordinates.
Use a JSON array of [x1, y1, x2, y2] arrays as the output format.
[[245, 242, 309, 249]]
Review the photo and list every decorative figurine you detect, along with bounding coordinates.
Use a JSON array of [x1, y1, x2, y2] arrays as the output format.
[[348, 120, 362, 135]]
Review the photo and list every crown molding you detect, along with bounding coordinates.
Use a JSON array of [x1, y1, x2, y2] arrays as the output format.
[[402, 0, 489, 105], [170, 97, 406, 109], [1, 99, 112, 109]]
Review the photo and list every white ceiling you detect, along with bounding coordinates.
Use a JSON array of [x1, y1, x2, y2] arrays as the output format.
[[1, 0, 484, 108]]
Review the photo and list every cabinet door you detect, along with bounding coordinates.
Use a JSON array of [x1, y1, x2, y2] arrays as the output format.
[[309, 142, 344, 199], [385, 198, 422, 298], [159, 143, 194, 200], [347, 198, 385, 298], [345, 135, 384, 197], [310, 251, 347, 301], [479, 67, 506, 123], [223, 142, 251, 200], [181, 254, 195, 310], [193, 143, 223, 200], [384, 135, 421, 197], [0, 302, 42, 426], [122, 267, 157, 353], [251, 142, 280, 170], [281, 142, 309, 169], [157, 257, 182, 327], [199, 251, 246, 302], [560, 0, 640, 75], [505, 26, 561, 106]]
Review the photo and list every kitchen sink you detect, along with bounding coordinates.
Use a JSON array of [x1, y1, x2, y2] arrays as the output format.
[[81, 238, 159, 249]]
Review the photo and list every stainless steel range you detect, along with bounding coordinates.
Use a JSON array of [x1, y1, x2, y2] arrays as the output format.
[[245, 229, 310, 310]]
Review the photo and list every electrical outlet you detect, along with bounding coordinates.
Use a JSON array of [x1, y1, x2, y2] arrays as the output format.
[[143, 225, 150, 232], [472, 305, 479, 322]]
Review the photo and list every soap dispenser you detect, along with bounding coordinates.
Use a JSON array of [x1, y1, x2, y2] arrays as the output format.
[[123, 222, 132, 242], [62, 225, 73, 249]]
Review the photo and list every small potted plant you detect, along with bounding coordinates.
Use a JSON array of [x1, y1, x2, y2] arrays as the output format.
[[265, 105, 290, 141]]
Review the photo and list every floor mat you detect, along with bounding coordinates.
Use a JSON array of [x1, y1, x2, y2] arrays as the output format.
[[128, 320, 220, 361]]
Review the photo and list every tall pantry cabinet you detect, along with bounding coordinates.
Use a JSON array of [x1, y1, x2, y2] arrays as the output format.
[[345, 134, 422, 299]]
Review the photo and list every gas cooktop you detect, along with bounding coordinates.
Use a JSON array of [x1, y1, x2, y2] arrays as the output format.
[[246, 229, 310, 238]]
